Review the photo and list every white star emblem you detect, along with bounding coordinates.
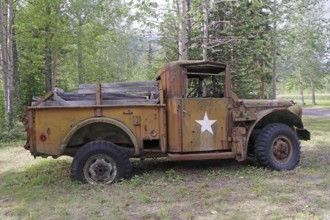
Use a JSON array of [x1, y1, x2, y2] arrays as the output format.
[[195, 112, 217, 135]]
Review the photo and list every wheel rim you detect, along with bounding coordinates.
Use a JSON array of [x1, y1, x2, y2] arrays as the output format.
[[83, 154, 117, 184], [271, 135, 293, 165]]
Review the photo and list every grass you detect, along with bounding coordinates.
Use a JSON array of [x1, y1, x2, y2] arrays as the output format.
[[302, 100, 330, 108], [277, 94, 330, 106], [1, 115, 329, 219], [276, 95, 330, 108]]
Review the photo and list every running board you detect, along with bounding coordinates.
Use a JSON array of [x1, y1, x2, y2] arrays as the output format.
[[168, 152, 235, 161]]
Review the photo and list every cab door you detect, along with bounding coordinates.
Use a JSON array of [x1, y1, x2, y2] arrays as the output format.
[[181, 98, 230, 152]]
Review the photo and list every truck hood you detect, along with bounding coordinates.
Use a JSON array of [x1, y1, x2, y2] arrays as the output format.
[[240, 99, 292, 108], [240, 99, 302, 118]]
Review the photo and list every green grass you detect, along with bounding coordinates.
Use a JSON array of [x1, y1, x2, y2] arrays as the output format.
[[0, 116, 329, 219], [303, 100, 330, 108], [277, 95, 330, 108]]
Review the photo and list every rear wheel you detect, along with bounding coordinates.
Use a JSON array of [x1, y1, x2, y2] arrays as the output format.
[[254, 123, 300, 170], [71, 141, 132, 184]]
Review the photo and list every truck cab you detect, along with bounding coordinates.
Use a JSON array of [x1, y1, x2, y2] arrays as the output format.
[[157, 61, 236, 158]]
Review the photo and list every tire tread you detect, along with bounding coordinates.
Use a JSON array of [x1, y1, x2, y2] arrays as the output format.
[[254, 123, 301, 170], [70, 140, 132, 184]]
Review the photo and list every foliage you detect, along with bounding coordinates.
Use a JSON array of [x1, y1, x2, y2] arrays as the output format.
[[0, 0, 329, 131], [155, 0, 274, 98], [212, 0, 273, 98], [10, 0, 154, 112], [277, 0, 330, 104], [15, 0, 68, 108], [0, 124, 25, 143]]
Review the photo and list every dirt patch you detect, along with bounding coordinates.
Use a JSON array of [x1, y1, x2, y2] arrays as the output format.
[[303, 108, 330, 118]]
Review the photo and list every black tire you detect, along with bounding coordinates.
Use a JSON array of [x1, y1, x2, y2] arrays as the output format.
[[70, 140, 132, 184], [254, 123, 300, 171]]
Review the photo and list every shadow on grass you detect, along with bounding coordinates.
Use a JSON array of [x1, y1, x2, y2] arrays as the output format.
[[131, 157, 251, 176], [2, 144, 328, 189], [0, 156, 251, 189], [0, 156, 249, 190]]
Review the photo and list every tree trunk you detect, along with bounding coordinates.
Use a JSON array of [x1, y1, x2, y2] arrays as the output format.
[[177, 0, 188, 60], [259, 76, 265, 99], [7, 0, 14, 128], [45, 28, 52, 92], [12, 17, 20, 113], [77, 18, 84, 84], [214, 2, 222, 41], [147, 40, 152, 67], [202, 0, 209, 61], [186, 0, 191, 54], [214, 2, 224, 63], [52, 49, 58, 89], [311, 78, 316, 105], [229, 1, 234, 66], [45, 2, 52, 92], [0, 0, 14, 129], [299, 77, 305, 105], [257, 60, 265, 99], [272, 0, 277, 100], [0, 0, 9, 117]]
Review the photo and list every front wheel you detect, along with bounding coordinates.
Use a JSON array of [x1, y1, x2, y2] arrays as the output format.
[[254, 123, 301, 171], [70, 141, 132, 184]]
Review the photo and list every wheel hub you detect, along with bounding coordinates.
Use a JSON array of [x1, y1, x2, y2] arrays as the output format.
[[84, 154, 117, 184], [272, 136, 292, 164], [89, 159, 113, 181], [273, 140, 289, 159]]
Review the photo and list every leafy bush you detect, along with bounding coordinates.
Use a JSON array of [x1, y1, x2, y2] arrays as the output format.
[[0, 122, 26, 143]]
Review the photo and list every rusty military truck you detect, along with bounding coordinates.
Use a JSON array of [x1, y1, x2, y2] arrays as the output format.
[[23, 61, 310, 184]]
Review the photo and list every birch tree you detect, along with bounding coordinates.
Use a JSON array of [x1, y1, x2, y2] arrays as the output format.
[[280, 0, 329, 105], [0, 0, 14, 129], [177, 0, 188, 60]]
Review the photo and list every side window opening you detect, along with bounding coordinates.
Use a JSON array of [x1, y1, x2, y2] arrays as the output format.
[[186, 74, 224, 98]]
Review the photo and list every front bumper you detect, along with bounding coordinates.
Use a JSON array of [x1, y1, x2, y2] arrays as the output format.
[[296, 128, 311, 140]]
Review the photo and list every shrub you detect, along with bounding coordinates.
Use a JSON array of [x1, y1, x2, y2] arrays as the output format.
[[0, 122, 26, 143]]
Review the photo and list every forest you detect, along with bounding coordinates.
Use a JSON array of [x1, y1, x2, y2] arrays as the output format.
[[0, 0, 329, 132]]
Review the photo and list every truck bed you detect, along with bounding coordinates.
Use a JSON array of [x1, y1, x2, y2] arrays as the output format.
[[33, 81, 160, 107]]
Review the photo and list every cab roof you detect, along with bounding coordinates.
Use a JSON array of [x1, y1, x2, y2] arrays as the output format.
[[156, 60, 227, 79]]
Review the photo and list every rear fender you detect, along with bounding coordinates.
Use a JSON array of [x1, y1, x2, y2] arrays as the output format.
[[60, 117, 139, 155]]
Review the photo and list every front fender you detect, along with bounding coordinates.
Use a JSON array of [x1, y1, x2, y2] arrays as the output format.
[[244, 108, 304, 156]]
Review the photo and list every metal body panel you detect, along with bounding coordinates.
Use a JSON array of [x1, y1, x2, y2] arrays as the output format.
[[27, 105, 165, 156], [60, 117, 139, 153], [158, 61, 229, 153], [166, 98, 182, 152], [181, 98, 230, 152]]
